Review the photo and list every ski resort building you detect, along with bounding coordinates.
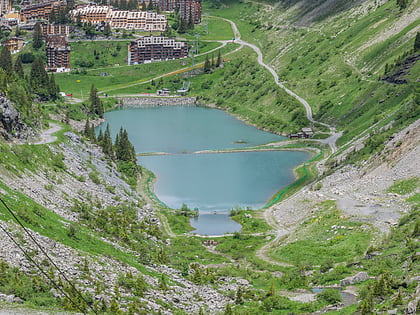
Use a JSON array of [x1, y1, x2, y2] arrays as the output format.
[[71, 6, 167, 32], [158, 0, 201, 24], [46, 34, 70, 72], [128, 35, 188, 65]]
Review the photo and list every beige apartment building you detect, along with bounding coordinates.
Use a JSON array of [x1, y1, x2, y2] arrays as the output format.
[[71, 6, 167, 32]]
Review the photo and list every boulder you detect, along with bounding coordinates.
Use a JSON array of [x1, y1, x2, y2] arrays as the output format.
[[340, 272, 368, 286]]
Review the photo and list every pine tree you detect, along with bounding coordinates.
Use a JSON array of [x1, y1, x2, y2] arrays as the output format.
[[49, 9, 57, 23], [178, 18, 187, 33], [33, 22, 43, 49], [188, 15, 194, 30], [0, 47, 13, 77], [89, 84, 104, 117], [115, 128, 136, 162], [30, 57, 50, 97], [14, 55, 24, 79], [396, 0, 408, 10], [141, 1, 147, 11], [49, 73, 59, 99], [414, 32, 420, 51], [104, 23, 111, 37], [83, 119, 91, 137], [101, 124, 114, 158], [204, 55, 211, 73], [97, 129, 104, 143], [217, 49, 222, 67]]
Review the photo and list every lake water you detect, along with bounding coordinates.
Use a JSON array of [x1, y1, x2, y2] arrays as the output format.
[[99, 106, 310, 235]]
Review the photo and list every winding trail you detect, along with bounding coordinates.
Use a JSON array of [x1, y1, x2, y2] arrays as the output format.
[[33, 123, 62, 145], [221, 17, 340, 153], [218, 17, 343, 265]]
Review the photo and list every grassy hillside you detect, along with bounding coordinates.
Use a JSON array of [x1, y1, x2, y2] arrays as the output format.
[[207, 0, 419, 143]]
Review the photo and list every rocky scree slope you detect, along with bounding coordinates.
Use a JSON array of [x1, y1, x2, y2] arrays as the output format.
[[0, 128, 244, 314]]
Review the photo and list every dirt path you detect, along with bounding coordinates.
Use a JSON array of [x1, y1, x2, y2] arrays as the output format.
[[219, 17, 340, 153], [33, 123, 61, 145]]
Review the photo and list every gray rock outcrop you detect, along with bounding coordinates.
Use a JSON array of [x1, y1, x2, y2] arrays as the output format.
[[0, 95, 35, 141], [340, 272, 368, 286]]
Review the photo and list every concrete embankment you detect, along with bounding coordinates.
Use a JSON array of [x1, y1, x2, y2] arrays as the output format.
[[117, 97, 197, 107]]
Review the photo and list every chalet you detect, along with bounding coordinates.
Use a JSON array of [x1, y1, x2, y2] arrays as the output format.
[[46, 35, 70, 72], [301, 127, 314, 138], [128, 35, 188, 65], [3, 37, 24, 53]]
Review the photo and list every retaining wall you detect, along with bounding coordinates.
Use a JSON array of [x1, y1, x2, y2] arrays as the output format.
[[117, 97, 197, 108]]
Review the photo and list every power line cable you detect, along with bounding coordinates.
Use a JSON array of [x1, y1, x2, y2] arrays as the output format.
[[0, 216, 86, 313], [0, 197, 97, 314]]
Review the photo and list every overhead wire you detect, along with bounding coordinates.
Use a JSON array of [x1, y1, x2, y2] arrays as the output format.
[[0, 197, 98, 314]]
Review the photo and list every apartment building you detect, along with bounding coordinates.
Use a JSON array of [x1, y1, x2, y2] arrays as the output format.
[[0, 0, 12, 17], [71, 6, 167, 31], [46, 34, 70, 71], [20, 0, 66, 21], [158, 0, 201, 24], [128, 35, 188, 64], [41, 23, 72, 36]]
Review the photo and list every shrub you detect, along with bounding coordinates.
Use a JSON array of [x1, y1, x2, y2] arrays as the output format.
[[316, 288, 342, 305]]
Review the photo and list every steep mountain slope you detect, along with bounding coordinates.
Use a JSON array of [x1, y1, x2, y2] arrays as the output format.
[[0, 0, 418, 314], [276, 0, 369, 25]]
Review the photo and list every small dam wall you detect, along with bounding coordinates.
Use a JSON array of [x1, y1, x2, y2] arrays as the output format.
[[117, 97, 197, 108]]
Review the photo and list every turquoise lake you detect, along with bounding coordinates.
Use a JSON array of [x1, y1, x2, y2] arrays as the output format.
[[99, 106, 310, 235]]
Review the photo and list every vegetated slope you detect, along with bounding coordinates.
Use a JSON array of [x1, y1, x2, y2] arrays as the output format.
[[194, 47, 308, 134], [218, 0, 419, 141], [0, 105, 242, 314], [275, 0, 368, 26], [276, 0, 419, 140]]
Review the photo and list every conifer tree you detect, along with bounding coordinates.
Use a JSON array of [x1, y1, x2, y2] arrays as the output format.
[[49, 73, 59, 99], [97, 129, 104, 143], [0, 47, 13, 77], [115, 127, 136, 162], [14, 55, 24, 79], [103, 23, 111, 37], [33, 22, 43, 49], [83, 118, 91, 137], [30, 57, 49, 97], [101, 124, 114, 157], [89, 84, 104, 117], [414, 32, 420, 51], [188, 15, 194, 30], [397, 0, 408, 10], [178, 18, 187, 33], [204, 55, 211, 73], [216, 49, 222, 67]]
